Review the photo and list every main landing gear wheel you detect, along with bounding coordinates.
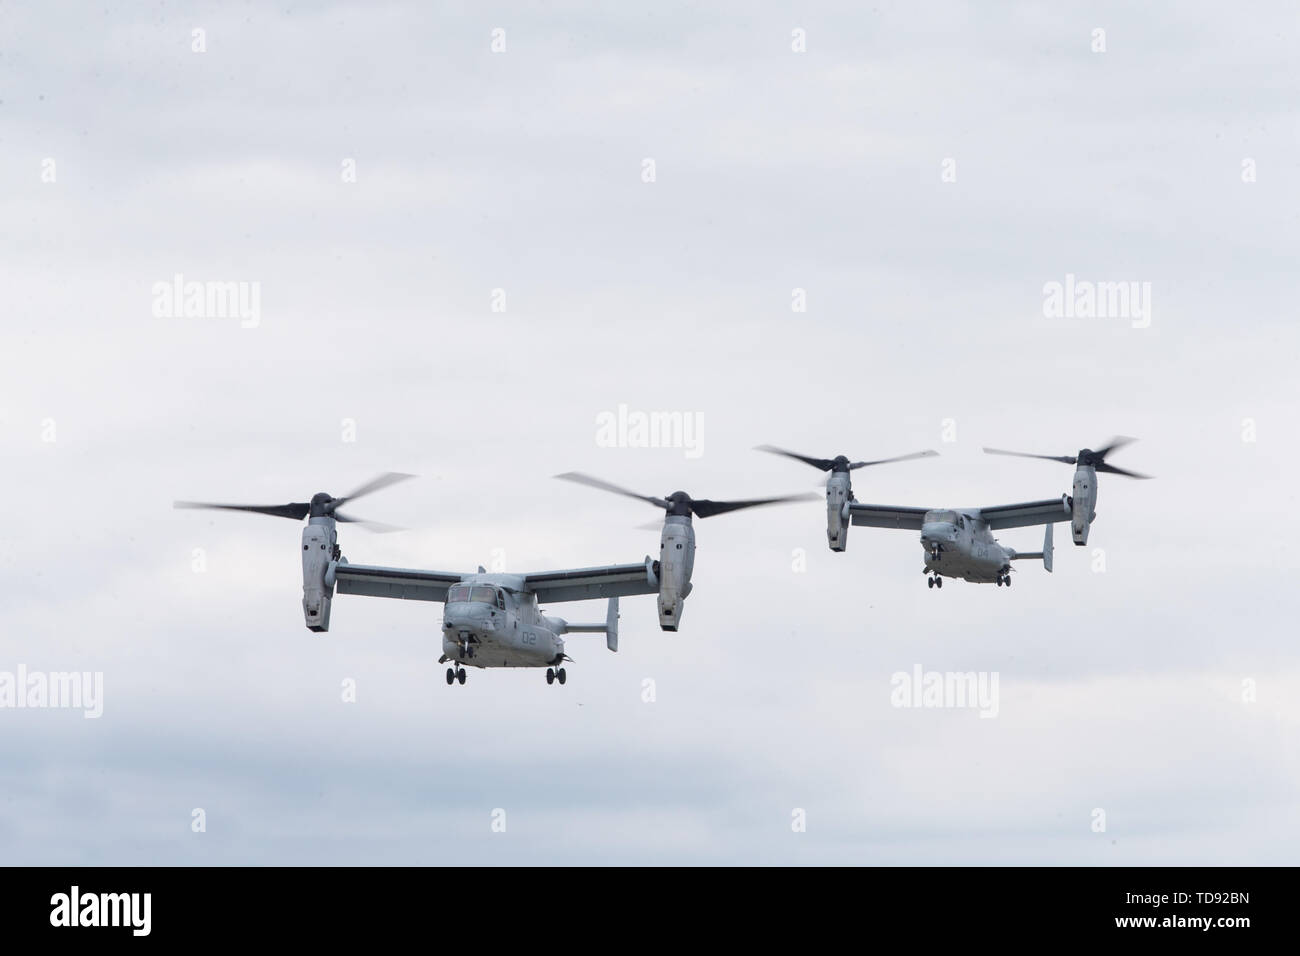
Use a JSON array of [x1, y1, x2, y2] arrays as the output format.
[[546, 668, 555, 685]]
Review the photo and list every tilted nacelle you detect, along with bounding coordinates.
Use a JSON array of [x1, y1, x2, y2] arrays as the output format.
[[825, 472, 852, 551], [1071, 465, 1097, 546], [656, 515, 695, 631], [302, 516, 339, 631]]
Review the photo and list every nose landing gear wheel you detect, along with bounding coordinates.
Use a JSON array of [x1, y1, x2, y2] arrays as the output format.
[[457, 667, 467, 684], [935, 577, 942, 588], [927, 577, 934, 588], [446, 667, 455, 684], [557, 667, 567, 685], [996, 578, 1002, 587], [546, 668, 555, 685]]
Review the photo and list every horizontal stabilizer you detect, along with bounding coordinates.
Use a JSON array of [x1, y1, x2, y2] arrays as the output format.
[[1010, 524, 1054, 572], [558, 597, 620, 652]]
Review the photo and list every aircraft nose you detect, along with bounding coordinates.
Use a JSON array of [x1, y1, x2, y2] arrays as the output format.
[[921, 522, 956, 545], [444, 603, 495, 634], [444, 607, 471, 628]]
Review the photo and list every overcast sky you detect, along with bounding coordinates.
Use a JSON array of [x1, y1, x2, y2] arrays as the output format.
[[1, 0, 1296, 864]]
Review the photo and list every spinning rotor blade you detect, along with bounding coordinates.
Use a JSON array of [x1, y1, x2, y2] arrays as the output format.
[[758, 445, 938, 472], [1092, 436, 1137, 460], [1094, 462, 1150, 479], [849, 450, 940, 469], [556, 472, 814, 519], [333, 511, 406, 533], [332, 472, 415, 509], [174, 471, 417, 529], [688, 493, 816, 518], [172, 501, 310, 520], [754, 446, 837, 472], [554, 472, 669, 509], [984, 437, 1149, 478], [982, 448, 1077, 464]]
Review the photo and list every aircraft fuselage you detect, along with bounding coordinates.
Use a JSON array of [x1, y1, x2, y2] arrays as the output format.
[[920, 512, 1012, 584], [440, 574, 566, 669]]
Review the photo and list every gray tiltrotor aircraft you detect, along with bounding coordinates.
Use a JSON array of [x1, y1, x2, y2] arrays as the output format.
[[176, 472, 809, 685], [759, 437, 1147, 588]]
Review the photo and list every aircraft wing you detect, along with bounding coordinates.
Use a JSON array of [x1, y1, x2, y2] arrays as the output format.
[[976, 496, 1072, 530], [847, 503, 930, 530], [335, 563, 464, 603], [523, 559, 658, 603], [842, 502, 935, 530]]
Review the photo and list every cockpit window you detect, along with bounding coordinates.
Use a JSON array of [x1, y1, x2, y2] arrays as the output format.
[[448, 585, 505, 606], [924, 509, 958, 524]]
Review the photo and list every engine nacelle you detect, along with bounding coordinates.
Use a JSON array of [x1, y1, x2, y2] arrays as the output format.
[[1071, 465, 1096, 546], [826, 472, 852, 551], [657, 515, 695, 631], [302, 517, 337, 632]]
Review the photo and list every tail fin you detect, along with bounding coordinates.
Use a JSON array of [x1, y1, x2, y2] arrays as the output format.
[[606, 597, 619, 652], [557, 597, 621, 652], [1009, 524, 1054, 573]]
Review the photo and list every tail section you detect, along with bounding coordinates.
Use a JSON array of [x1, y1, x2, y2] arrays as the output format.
[[556, 597, 621, 652], [606, 597, 619, 651], [1009, 523, 1054, 573]]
